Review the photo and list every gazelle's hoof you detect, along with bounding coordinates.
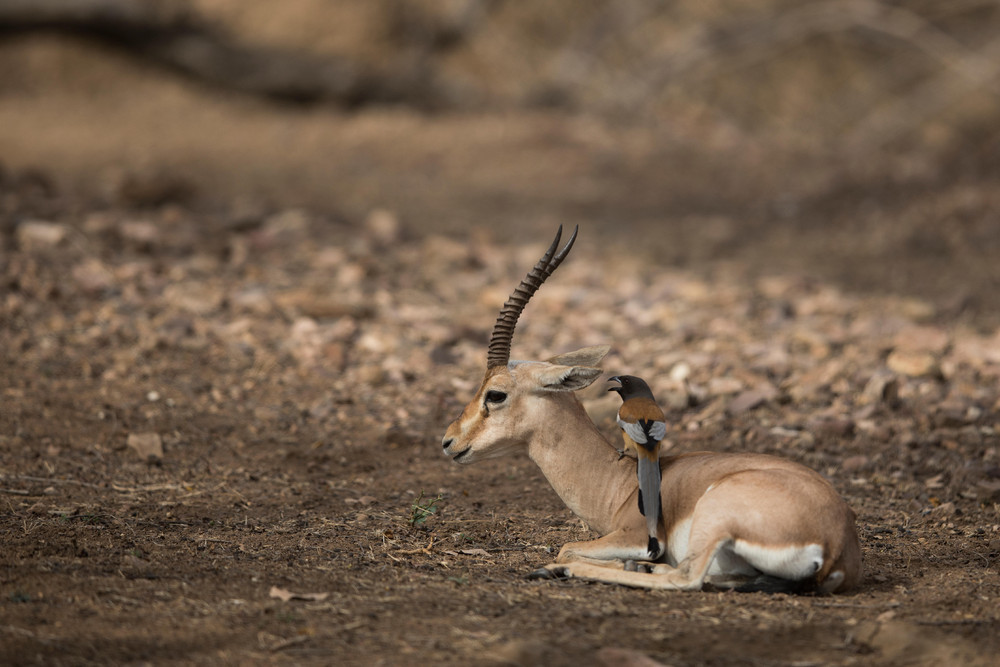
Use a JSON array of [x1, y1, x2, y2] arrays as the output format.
[[526, 566, 567, 580]]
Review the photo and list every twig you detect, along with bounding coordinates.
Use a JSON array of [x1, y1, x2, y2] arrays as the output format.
[[0, 487, 31, 495], [268, 635, 311, 652], [814, 601, 901, 609], [0, 625, 35, 638], [1, 475, 104, 489], [396, 537, 436, 555], [110, 483, 184, 493]]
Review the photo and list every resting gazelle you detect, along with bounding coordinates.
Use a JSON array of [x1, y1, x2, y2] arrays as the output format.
[[442, 227, 861, 592]]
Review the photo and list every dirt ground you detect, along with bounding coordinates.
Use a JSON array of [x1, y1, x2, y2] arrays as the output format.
[[2, 4, 1000, 666]]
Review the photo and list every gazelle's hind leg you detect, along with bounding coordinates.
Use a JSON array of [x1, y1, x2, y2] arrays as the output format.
[[539, 469, 842, 592], [544, 533, 731, 591]]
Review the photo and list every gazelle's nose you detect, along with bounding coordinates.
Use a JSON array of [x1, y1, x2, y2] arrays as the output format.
[[442, 437, 454, 451]]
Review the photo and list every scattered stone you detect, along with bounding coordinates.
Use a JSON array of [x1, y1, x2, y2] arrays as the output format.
[[364, 209, 401, 245], [162, 282, 224, 315], [16, 220, 67, 250], [886, 350, 938, 378], [807, 415, 855, 438], [658, 380, 690, 411], [862, 371, 900, 404], [708, 377, 743, 396], [669, 362, 691, 382], [842, 455, 870, 472], [120, 219, 159, 244], [727, 384, 778, 415], [71, 258, 115, 293], [929, 501, 955, 517], [596, 647, 669, 667], [127, 432, 164, 461], [977, 480, 1000, 502], [893, 325, 949, 354]]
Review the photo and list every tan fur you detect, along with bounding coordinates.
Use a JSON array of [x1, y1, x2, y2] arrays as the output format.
[[442, 349, 862, 593]]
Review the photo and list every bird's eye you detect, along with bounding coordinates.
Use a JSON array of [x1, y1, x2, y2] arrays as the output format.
[[484, 390, 508, 404]]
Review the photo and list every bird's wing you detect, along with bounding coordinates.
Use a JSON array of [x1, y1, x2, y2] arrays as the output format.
[[617, 415, 651, 446], [647, 419, 666, 442], [617, 415, 666, 447]]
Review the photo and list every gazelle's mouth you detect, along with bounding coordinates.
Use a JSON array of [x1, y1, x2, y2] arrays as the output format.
[[451, 447, 472, 462]]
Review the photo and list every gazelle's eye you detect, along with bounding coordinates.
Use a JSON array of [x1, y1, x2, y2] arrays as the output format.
[[484, 390, 508, 404]]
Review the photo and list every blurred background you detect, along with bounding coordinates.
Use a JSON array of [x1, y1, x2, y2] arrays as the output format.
[[2, 0, 999, 325]]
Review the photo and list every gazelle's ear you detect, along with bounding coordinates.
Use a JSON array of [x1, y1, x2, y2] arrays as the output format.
[[533, 365, 603, 392], [546, 345, 611, 368]]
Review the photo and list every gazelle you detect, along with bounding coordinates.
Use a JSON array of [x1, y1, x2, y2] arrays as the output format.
[[442, 227, 862, 593]]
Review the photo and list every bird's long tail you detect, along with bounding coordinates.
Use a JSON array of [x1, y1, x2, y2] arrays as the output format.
[[636, 449, 663, 560]]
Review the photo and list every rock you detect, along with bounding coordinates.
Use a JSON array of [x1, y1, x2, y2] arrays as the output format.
[[708, 377, 743, 396], [162, 282, 224, 315], [659, 379, 690, 411], [596, 647, 670, 667], [886, 350, 938, 378], [119, 220, 161, 247], [893, 326, 949, 354], [71, 258, 115, 293], [17, 221, 67, 250], [976, 479, 1000, 502], [842, 455, 870, 472], [669, 362, 691, 382], [862, 371, 899, 404], [929, 501, 955, 517], [275, 288, 372, 319], [364, 209, 401, 245], [127, 432, 163, 461], [727, 384, 778, 415], [808, 415, 855, 438]]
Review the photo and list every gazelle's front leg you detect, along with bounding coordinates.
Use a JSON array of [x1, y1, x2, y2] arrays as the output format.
[[542, 561, 703, 590], [529, 528, 660, 579], [556, 528, 660, 565]]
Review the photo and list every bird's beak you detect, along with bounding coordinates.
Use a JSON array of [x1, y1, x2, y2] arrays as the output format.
[[607, 376, 622, 393]]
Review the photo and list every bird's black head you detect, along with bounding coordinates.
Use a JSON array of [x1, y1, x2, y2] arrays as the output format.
[[607, 375, 654, 400]]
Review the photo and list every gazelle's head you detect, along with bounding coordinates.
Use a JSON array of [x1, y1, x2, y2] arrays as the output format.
[[442, 226, 610, 463]]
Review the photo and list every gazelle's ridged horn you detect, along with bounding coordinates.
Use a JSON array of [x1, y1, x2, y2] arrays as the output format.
[[486, 225, 578, 369]]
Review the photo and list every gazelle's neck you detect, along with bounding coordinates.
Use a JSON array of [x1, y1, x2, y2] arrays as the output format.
[[525, 394, 636, 535]]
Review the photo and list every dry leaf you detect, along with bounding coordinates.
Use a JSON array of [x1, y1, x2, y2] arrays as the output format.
[[924, 474, 945, 489], [460, 548, 490, 557]]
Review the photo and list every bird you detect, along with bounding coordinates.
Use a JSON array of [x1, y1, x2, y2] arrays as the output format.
[[608, 375, 666, 561]]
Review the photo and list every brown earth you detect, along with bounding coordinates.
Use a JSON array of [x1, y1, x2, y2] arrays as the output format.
[[2, 3, 1000, 666]]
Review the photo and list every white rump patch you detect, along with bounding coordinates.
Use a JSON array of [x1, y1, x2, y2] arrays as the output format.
[[731, 541, 824, 581], [665, 517, 692, 568]]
